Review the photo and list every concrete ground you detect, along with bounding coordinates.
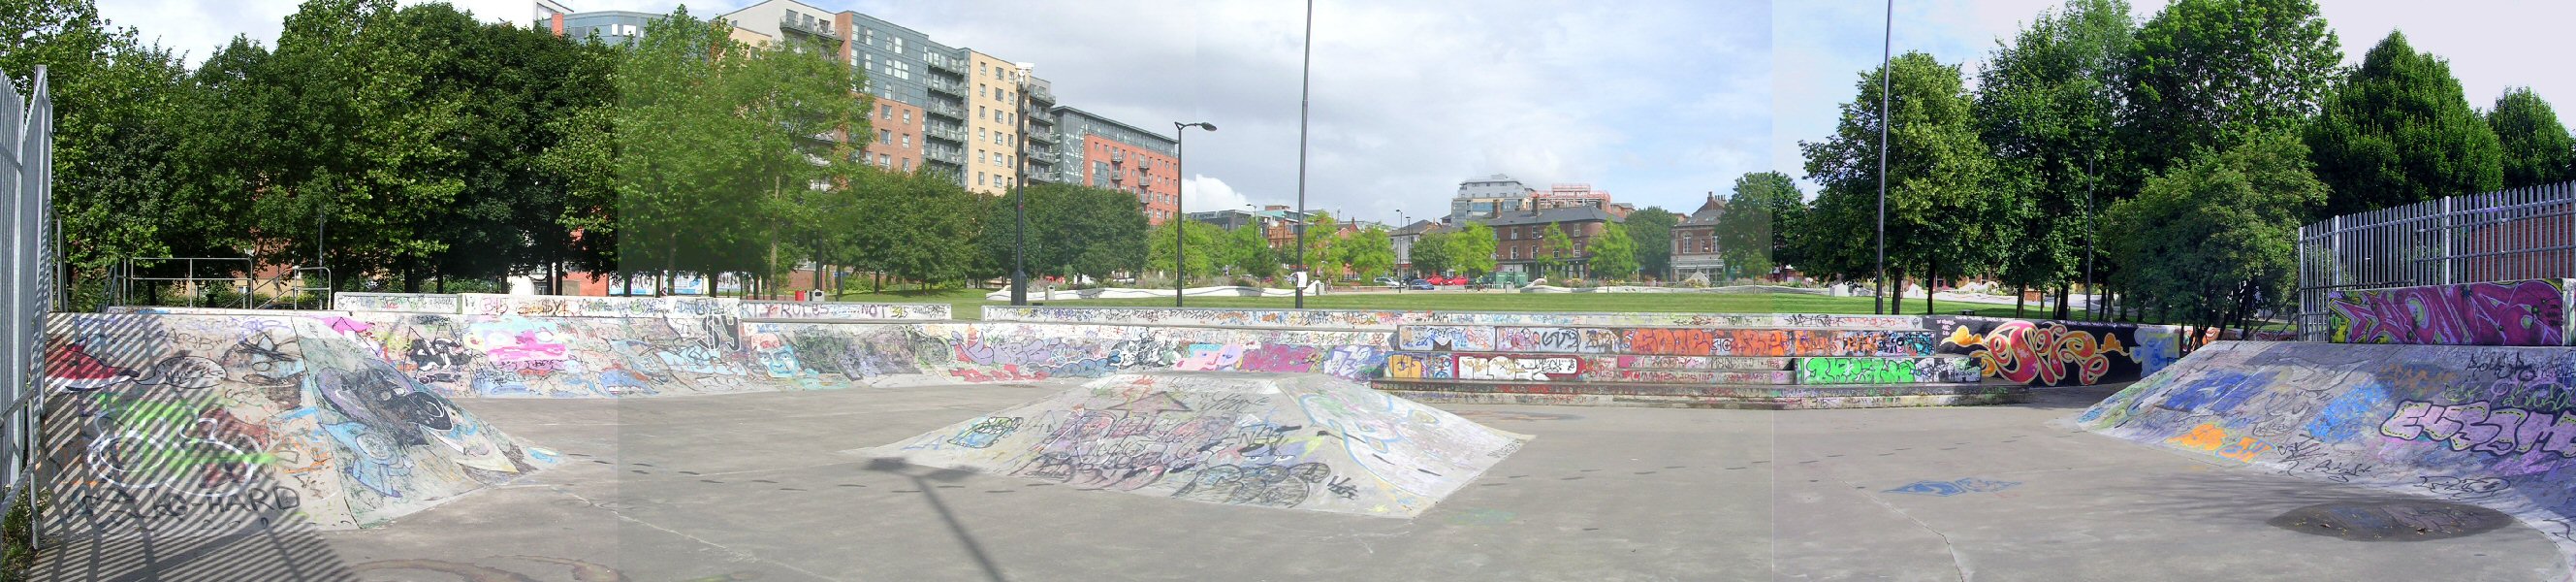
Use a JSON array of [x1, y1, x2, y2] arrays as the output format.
[[33, 380, 2572, 582]]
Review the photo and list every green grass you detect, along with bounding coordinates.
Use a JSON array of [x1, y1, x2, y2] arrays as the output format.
[[829, 287, 2092, 321]]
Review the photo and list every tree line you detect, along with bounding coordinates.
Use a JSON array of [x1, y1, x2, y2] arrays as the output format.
[[1701, 0, 2572, 333], [6, 0, 1370, 304]]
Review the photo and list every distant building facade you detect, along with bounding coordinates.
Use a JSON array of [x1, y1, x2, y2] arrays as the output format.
[[1483, 207, 1622, 278], [1670, 193, 1726, 281], [1057, 106, 1180, 224]]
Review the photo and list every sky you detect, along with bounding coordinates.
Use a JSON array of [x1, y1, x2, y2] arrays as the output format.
[[101, 0, 2576, 223]]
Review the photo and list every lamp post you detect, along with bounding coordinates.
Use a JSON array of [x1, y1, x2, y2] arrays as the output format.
[[1293, 0, 1314, 309], [1010, 183, 1027, 306], [1173, 121, 1217, 307], [1874, 0, 1892, 315]]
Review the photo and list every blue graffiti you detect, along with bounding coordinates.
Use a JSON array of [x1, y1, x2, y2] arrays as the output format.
[[2304, 383, 2394, 441], [1884, 477, 2021, 497], [2156, 371, 2266, 414]]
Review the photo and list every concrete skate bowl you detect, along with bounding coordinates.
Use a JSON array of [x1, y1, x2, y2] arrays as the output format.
[[2074, 341, 2576, 576], [855, 372, 1531, 518], [37, 313, 560, 539]]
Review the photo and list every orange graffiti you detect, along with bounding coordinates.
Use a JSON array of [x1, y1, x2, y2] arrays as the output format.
[[2167, 423, 2229, 451], [1625, 329, 1714, 356]]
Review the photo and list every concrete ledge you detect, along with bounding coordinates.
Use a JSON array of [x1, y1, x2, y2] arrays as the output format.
[[1384, 389, 2029, 409], [1375, 378, 2021, 399]]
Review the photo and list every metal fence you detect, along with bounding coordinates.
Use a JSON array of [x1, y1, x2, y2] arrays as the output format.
[[2295, 180, 2576, 340], [0, 66, 54, 547]]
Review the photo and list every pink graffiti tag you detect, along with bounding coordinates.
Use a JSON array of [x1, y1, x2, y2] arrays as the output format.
[[2332, 280, 2568, 346]]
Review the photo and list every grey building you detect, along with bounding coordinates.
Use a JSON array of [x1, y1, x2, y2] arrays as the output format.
[[839, 12, 972, 180], [1449, 174, 1536, 223]]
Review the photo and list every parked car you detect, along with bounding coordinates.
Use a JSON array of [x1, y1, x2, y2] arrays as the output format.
[[1373, 276, 1403, 287], [1407, 279, 1436, 290]]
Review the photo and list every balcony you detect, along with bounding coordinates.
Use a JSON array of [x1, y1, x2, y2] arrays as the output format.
[[926, 77, 965, 96], [1025, 130, 1057, 144], [1025, 83, 1055, 103], [1025, 112, 1056, 126], [926, 126, 966, 143], [925, 53, 963, 74], [926, 148, 964, 165], [1110, 150, 1125, 164], [925, 102, 965, 119], [779, 16, 834, 39]]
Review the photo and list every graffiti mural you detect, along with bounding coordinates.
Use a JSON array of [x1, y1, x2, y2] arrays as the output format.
[[735, 301, 948, 321], [981, 306, 1926, 331], [862, 373, 1530, 518], [2077, 342, 2576, 574], [2328, 279, 2572, 346], [1797, 357, 1983, 385], [334, 292, 461, 314], [41, 314, 557, 534], [1924, 316, 2184, 387]]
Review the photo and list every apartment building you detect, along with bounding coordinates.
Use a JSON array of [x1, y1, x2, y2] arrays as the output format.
[[1055, 106, 1181, 224], [1670, 193, 1726, 281], [1484, 207, 1623, 278]]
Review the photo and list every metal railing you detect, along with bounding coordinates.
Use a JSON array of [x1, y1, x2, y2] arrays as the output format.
[[2295, 180, 2575, 340], [925, 102, 964, 119], [925, 77, 964, 95], [0, 65, 53, 554]]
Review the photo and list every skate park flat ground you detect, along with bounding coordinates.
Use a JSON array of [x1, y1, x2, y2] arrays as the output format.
[[42, 381, 2569, 581]]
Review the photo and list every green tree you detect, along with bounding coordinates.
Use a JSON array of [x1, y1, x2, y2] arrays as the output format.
[[1538, 223, 1574, 278], [1800, 51, 2003, 314], [1977, 0, 2133, 317], [1717, 172, 1806, 279], [857, 169, 981, 289], [2106, 131, 2324, 331], [1344, 227, 1397, 280], [1586, 222, 1640, 281], [1147, 219, 1222, 282], [1221, 222, 1279, 279], [972, 182, 1149, 284], [1411, 229, 1454, 277], [1449, 222, 1498, 277], [1298, 210, 1341, 278], [2306, 31, 2502, 217], [1622, 208, 1678, 280], [2486, 87, 2575, 189], [2119, 0, 2340, 178]]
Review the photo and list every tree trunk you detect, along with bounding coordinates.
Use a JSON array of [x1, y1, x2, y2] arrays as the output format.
[[1923, 259, 1936, 315], [2052, 282, 2071, 321], [2015, 284, 2027, 318]]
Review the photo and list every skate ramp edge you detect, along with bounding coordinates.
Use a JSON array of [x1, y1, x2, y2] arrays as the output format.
[[854, 372, 1531, 518], [2073, 340, 2576, 576], [41, 313, 560, 534]]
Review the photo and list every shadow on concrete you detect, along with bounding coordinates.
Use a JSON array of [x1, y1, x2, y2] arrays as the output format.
[[2003, 384, 2127, 411], [865, 457, 1009, 582]]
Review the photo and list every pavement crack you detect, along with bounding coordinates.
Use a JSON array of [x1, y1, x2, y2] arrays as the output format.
[[1836, 474, 1971, 582], [553, 487, 850, 582]]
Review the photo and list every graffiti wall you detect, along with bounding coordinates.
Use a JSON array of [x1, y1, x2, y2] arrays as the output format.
[[40, 314, 558, 534], [980, 307, 1410, 330], [2077, 341, 2576, 574], [736, 300, 948, 321], [334, 292, 461, 314], [1796, 356, 1984, 385], [1923, 316, 2186, 387], [982, 306, 1924, 331], [458, 293, 738, 318], [760, 322, 1390, 385], [2328, 279, 2572, 346], [1396, 325, 1939, 358], [861, 373, 1530, 518], [1379, 352, 1795, 384]]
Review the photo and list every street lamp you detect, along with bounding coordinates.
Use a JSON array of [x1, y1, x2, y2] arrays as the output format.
[[1010, 183, 1028, 306], [1173, 121, 1217, 307], [1874, 0, 1892, 315], [1294, 0, 1314, 309]]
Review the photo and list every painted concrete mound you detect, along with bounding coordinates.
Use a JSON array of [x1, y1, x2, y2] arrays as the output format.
[[2074, 341, 2576, 575], [40, 313, 559, 535], [856, 372, 1531, 518]]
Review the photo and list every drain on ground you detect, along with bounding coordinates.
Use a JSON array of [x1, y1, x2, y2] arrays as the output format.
[[2268, 500, 2512, 541]]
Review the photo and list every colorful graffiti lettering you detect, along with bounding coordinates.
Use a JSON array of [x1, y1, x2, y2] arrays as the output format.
[[2330, 279, 2570, 346], [2379, 400, 2576, 457]]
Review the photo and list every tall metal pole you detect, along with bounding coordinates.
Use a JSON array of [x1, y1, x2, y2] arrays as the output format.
[[1293, 0, 1314, 309], [1174, 130, 1187, 307], [1011, 184, 1027, 306], [2083, 155, 2095, 318], [1873, 0, 1892, 315]]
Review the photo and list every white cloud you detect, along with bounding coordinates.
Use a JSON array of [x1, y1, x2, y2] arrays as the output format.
[[1181, 174, 1255, 214]]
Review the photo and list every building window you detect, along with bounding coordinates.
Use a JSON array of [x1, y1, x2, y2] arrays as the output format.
[[1508, 229, 1518, 241], [979, 62, 987, 76], [863, 28, 874, 46], [901, 134, 909, 147], [891, 38, 903, 53], [903, 158, 911, 171], [978, 84, 986, 98], [879, 105, 890, 119], [904, 111, 912, 123], [878, 153, 890, 167], [879, 129, 891, 144], [977, 172, 986, 185]]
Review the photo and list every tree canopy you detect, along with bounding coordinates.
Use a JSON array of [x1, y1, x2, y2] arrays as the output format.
[[2488, 87, 2576, 189], [2306, 31, 2502, 217]]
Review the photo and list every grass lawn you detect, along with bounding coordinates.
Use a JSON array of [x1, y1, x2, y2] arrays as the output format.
[[829, 287, 2092, 321]]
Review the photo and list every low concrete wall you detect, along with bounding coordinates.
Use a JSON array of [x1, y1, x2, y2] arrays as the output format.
[[2077, 340, 2576, 578], [980, 306, 1923, 331], [334, 292, 460, 313], [736, 300, 947, 320], [2326, 278, 2572, 346]]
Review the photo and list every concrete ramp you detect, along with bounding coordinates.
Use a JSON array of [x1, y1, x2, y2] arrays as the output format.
[[40, 313, 558, 535], [855, 372, 1531, 518], [2074, 341, 2576, 575]]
